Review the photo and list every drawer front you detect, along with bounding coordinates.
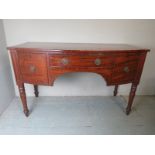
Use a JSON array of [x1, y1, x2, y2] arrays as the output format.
[[18, 52, 48, 84], [111, 61, 138, 84], [114, 53, 139, 65], [49, 55, 114, 68]]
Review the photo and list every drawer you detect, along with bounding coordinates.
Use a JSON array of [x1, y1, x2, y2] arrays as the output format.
[[18, 53, 48, 84], [111, 61, 138, 84], [114, 53, 139, 65], [49, 55, 114, 68]]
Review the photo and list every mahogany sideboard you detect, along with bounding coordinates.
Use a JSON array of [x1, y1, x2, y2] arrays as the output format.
[[8, 42, 150, 117]]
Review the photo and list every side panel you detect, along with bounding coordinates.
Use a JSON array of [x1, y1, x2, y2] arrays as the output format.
[[10, 49, 21, 85], [133, 52, 147, 84]]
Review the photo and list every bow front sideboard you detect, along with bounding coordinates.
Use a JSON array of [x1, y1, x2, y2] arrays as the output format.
[[8, 42, 150, 117]]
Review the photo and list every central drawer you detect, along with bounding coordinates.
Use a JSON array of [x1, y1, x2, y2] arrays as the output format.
[[49, 54, 114, 68]]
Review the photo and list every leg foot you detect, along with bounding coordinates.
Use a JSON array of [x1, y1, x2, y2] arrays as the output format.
[[34, 85, 39, 97], [114, 85, 118, 96], [126, 107, 131, 115], [24, 109, 29, 117], [18, 83, 29, 117]]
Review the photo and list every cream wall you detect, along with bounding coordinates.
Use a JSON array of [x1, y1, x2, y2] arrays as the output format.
[[0, 20, 15, 114], [3, 19, 155, 96]]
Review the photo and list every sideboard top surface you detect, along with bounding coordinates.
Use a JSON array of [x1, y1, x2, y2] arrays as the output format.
[[8, 42, 150, 52]]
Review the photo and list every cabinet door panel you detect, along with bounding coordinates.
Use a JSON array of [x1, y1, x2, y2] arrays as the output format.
[[111, 61, 138, 84], [18, 52, 48, 85]]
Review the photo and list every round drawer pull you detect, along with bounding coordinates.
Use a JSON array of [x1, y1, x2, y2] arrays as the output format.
[[124, 66, 129, 73], [61, 58, 69, 65], [29, 65, 36, 73], [94, 58, 101, 66]]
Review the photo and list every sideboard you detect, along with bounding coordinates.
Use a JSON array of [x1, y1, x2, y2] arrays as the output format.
[[8, 42, 150, 116]]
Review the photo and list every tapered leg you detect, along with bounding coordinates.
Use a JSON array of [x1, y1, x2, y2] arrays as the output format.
[[18, 83, 29, 117], [126, 83, 137, 115], [34, 85, 39, 97], [114, 85, 118, 96]]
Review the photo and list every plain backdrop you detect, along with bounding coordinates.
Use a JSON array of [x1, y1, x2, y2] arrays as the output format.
[[3, 19, 155, 96], [0, 20, 15, 114]]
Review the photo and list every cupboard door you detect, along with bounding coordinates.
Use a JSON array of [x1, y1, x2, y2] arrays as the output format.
[[18, 52, 48, 85]]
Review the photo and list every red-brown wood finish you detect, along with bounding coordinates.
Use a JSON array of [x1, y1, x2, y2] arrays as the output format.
[[8, 42, 150, 116], [18, 82, 29, 116]]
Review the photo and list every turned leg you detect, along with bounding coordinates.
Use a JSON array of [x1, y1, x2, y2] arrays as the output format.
[[126, 83, 137, 115], [18, 83, 29, 117], [34, 85, 39, 97], [114, 85, 119, 96]]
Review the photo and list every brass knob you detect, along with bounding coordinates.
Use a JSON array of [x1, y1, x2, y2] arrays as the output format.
[[124, 66, 129, 73], [94, 58, 101, 66], [61, 58, 69, 65], [29, 65, 36, 73]]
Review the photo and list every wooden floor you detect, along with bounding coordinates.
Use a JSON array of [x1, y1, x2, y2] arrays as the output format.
[[0, 96, 154, 134]]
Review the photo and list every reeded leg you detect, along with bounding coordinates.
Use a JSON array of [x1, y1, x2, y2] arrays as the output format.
[[114, 85, 118, 96], [34, 85, 39, 97], [126, 83, 137, 115], [18, 83, 29, 117]]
